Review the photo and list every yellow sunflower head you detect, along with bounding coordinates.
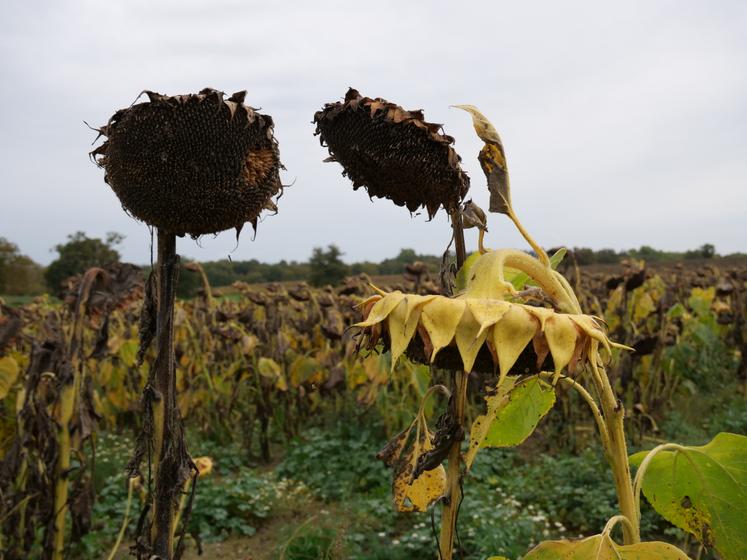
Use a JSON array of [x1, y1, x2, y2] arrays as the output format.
[[356, 250, 624, 378]]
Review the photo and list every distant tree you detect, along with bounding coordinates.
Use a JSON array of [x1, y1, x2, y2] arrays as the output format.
[[700, 243, 716, 259], [379, 248, 440, 275], [595, 249, 620, 264], [625, 245, 682, 263], [350, 261, 380, 276], [45, 232, 122, 292], [0, 238, 20, 293], [684, 243, 716, 260], [571, 247, 595, 266], [0, 238, 45, 295], [175, 259, 203, 298], [634, 246, 660, 260], [309, 245, 349, 287]]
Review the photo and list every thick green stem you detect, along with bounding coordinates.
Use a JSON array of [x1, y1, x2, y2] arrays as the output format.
[[589, 343, 640, 544], [470, 249, 580, 313]]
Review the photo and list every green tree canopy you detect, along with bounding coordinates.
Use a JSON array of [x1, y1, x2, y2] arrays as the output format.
[[0, 238, 45, 296], [309, 245, 349, 287], [685, 243, 716, 260], [45, 232, 122, 292]]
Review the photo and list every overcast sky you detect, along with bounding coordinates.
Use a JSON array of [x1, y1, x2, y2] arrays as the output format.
[[1, 1, 745, 266]]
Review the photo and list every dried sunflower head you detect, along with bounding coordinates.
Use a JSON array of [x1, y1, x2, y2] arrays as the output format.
[[314, 88, 469, 218], [91, 88, 283, 237]]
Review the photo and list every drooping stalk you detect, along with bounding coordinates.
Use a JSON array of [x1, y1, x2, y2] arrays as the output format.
[[523, 266, 640, 545], [52, 267, 104, 560], [536, 372, 609, 450], [52, 379, 75, 560], [480, 237, 640, 544], [506, 207, 550, 268], [193, 262, 213, 306], [632, 442, 687, 523], [470, 249, 580, 314]]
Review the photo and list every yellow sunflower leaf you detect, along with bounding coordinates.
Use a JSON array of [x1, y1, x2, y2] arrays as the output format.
[[420, 298, 466, 361], [404, 295, 438, 324], [492, 305, 537, 381], [355, 291, 406, 327], [544, 315, 578, 375], [455, 306, 490, 373], [392, 426, 447, 512], [569, 314, 611, 353], [403, 462, 446, 512], [462, 251, 515, 300], [388, 296, 434, 367], [466, 376, 555, 469], [355, 294, 383, 308], [525, 306, 555, 331], [465, 298, 511, 338], [523, 534, 690, 559], [451, 104, 503, 144], [0, 357, 20, 400]]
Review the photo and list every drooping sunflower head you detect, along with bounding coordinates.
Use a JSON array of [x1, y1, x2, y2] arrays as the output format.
[[91, 89, 283, 237], [314, 88, 470, 218], [356, 250, 627, 377]]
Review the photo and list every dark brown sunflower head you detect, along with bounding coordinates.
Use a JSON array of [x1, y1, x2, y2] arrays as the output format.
[[314, 88, 469, 218], [91, 88, 283, 237]]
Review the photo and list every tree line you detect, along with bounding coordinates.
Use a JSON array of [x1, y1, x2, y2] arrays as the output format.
[[0, 232, 738, 299]]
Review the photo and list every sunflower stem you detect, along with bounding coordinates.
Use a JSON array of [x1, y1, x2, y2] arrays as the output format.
[[507, 207, 550, 268], [149, 230, 181, 559], [589, 342, 640, 544], [438, 370, 468, 560], [451, 209, 467, 270]]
